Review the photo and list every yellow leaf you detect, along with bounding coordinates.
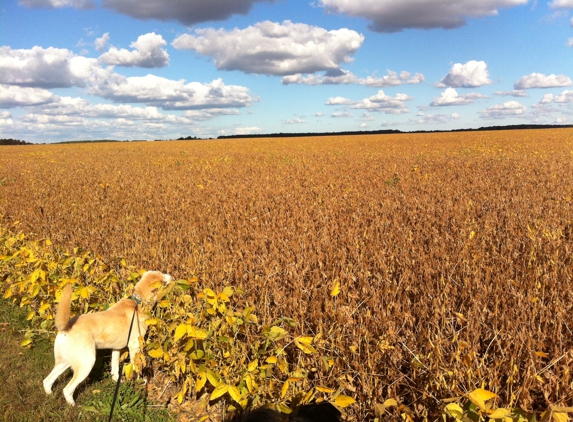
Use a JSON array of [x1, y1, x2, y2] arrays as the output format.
[[145, 318, 159, 326], [26, 311, 35, 320], [247, 359, 258, 372], [383, 398, 398, 408], [295, 336, 317, 354], [281, 380, 290, 399], [218, 292, 230, 302], [174, 324, 188, 342], [330, 280, 340, 297], [536, 351, 549, 358], [123, 363, 133, 379], [333, 395, 356, 408], [268, 326, 287, 341], [467, 388, 497, 411], [196, 373, 207, 392], [489, 408, 511, 419], [228, 385, 241, 403], [188, 326, 208, 339], [316, 386, 335, 393], [20, 338, 32, 347], [203, 288, 217, 305], [207, 370, 220, 387], [222, 286, 234, 297], [210, 384, 228, 401], [266, 356, 277, 364], [148, 349, 163, 359], [444, 403, 463, 419], [551, 412, 569, 422], [401, 413, 414, 422]]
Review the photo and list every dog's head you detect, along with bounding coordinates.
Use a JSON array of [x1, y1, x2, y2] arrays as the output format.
[[133, 270, 172, 304]]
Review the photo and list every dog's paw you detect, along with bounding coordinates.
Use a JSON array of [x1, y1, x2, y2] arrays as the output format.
[[63, 392, 75, 406], [43, 379, 52, 395]]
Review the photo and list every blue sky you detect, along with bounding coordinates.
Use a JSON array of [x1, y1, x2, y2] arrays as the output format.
[[0, 0, 572, 143]]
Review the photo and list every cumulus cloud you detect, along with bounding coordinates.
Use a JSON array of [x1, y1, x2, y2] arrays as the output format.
[[0, 84, 58, 108], [98, 32, 169, 68], [282, 69, 424, 86], [18, 0, 94, 9], [436, 60, 493, 88], [89, 74, 255, 110], [95, 33, 110, 52], [410, 112, 454, 125], [431, 88, 488, 106], [567, 37, 573, 47], [317, 0, 527, 32], [494, 90, 527, 97], [514, 73, 573, 89], [20, 0, 276, 25], [0, 111, 14, 126], [0, 46, 103, 88], [358, 70, 425, 87], [549, 0, 573, 8], [234, 126, 262, 135], [331, 112, 353, 118], [325, 96, 355, 105], [183, 109, 241, 121], [284, 118, 307, 124], [173, 20, 364, 76], [282, 69, 357, 85], [555, 90, 573, 103], [479, 100, 527, 119], [350, 90, 413, 114]]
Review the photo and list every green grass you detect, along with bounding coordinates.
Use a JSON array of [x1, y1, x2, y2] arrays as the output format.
[[0, 298, 175, 422]]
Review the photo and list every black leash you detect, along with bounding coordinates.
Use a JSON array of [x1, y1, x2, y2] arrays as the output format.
[[108, 297, 139, 422]]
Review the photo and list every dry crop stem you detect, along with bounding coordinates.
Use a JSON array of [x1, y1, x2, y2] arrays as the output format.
[[1, 130, 573, 420]]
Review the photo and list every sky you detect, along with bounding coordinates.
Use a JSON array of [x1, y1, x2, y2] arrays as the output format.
[[0, 0, 572, 143]]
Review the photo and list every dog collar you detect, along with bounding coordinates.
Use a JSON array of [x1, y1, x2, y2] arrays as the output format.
[[129, 294, 142, 305]]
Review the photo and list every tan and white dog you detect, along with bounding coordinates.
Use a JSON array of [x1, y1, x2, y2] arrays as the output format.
[[43, 270, 172, 406]]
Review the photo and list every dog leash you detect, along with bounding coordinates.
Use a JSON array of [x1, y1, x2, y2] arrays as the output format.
[[108, 295, 140, 422]]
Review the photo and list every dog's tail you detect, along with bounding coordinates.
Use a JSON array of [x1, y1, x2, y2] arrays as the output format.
[[55, 284, 72, 332]]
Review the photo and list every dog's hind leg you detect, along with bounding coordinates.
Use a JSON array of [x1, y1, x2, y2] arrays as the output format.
[[43, 361, 70, 395], [62, 348, 96, 406], [43, 332, 70, 395]]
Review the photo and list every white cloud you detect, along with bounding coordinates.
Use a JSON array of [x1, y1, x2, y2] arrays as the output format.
[[284, 118, 307, 124], [350, 90, 413, 114], [325, 96, 355, 105], [0, 111, 14, 126], [567, 37, 573, 47], [20, 0, 276, 25], [18, 0, 94, 9], [282, 69, 357, 85], [173, 20, 364, 76], [437, 61, 493, 88], [0, 46, 103, 88], [315, 112, 324, 117], [0, 84, 58, 108], [89, 74, 255, 110], [452, 113, 461, 119], [431, 87, 488, 106], [549, 0, 573, 8], [410, 112, 453, 125], [331, 112, 353, 118], [555, 90, 573, 103], [494, 90, 527, 97], [98, 32, 169, 68], [95, 33, 110, 52], [514, 73, 573, 89], [479, 101, 527, 119], [318, 0, 527, 32], [358, 70, 425, 87], [183, 109, 241, 121], [102, 0, 274, 25]]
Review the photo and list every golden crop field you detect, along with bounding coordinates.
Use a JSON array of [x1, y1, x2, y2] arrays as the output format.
[[1, 129, 573, 421]]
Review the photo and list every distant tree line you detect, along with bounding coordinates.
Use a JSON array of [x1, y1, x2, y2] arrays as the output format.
[[0, 138, 32, 145], [217, 124, 573, 139]]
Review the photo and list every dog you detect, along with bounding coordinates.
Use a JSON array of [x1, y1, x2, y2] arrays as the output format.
[[229, 402, 342, 422], [42, 270, 172, 405]]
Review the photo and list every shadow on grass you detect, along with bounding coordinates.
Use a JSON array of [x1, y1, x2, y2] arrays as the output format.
[[0, 298, 174, 422]]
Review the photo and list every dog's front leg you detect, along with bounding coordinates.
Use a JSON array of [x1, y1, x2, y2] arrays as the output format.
[[111, 349, 120, 381]]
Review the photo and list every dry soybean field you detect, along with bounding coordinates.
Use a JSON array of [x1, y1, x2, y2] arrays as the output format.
[[1, 129, 573, 420]]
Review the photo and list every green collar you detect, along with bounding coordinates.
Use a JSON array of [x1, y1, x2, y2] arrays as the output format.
[[129, 293, 142, 305]]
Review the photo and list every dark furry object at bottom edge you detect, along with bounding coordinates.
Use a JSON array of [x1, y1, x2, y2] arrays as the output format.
[[227, 402, 342, 422]]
